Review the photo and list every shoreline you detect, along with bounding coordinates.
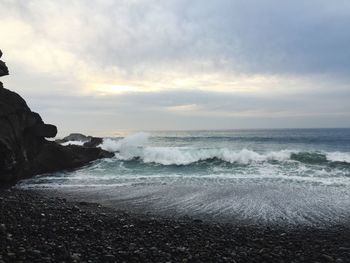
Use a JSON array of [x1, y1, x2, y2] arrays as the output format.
[[1, 188, 350, 262], [23, 186, 350, 228]]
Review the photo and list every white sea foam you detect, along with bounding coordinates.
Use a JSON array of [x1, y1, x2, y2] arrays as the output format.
[[99, 132, 149, 153], [139, 148, 293, 165], [99, 133, 294, 164], [119, 144, 293, 165], [61, 140, 85, 146], [100, 134, 350, 165], [326, 152, 350, 163]]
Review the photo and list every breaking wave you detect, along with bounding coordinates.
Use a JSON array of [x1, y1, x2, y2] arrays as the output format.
[[99, 133, 350, 166]]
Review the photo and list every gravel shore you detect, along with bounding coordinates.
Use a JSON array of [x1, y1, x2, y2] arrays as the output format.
[[1, 189, 350, 263]]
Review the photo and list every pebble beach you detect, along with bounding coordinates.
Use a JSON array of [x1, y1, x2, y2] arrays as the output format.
[[1, 189, 350, 263]]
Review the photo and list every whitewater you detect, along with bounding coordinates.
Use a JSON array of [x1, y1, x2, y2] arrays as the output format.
[[18, 129, 350, 225]]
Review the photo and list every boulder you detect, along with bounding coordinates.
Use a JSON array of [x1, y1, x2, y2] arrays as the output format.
[[83, 137, 103, 148]]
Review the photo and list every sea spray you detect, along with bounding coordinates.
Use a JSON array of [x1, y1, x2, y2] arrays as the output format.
[[100, 132, 149, 152]]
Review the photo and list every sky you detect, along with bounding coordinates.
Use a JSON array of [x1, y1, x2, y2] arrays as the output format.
[[0, 0, 350, 136]]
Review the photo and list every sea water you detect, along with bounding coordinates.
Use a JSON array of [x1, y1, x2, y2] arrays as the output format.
[[19, 129, 350, 225]]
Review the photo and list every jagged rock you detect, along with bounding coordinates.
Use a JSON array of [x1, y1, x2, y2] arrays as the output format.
[[0, 86, 113, 182], [0, 50, 113, 183], [56, 133, 103, 148], [61, 133, 90, 142], [0, 60, 9, 77], [28, 124, 58, 138], [83, 137, 103, 148], [0, 50, 9, 90], [29, 142, 113, 175], [0, 49, 9, 78]]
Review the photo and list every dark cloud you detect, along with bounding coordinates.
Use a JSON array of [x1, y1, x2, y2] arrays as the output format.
[[79, 0, 350, 75]]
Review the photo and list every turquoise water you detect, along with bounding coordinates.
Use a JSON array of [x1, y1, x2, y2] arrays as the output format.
[[19, 129, 350, 225]]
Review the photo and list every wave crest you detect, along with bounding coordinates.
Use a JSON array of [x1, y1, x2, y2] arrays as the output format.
[[102, 136, 292, 165], [99, 133, 350, 166]]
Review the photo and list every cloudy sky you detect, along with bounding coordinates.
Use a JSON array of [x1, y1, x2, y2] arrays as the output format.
[[1, 0, 350, 136]]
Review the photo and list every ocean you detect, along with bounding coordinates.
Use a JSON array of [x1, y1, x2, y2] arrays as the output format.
[[19, 128, 350, 225]]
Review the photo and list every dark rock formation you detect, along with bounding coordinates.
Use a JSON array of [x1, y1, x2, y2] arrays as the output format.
[[0, 50, 9, 78], [56, 133, 103, 148], [59, 133, 90, 142], [28, 123, 58, 138], [0, 49, 9, 95], [0, 50, 113, 183], [27, 142, 113, 176], [83, 137, 103, 148]]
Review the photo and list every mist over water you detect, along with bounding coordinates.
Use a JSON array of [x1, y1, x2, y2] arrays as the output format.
[[19, 129, 350, 225]]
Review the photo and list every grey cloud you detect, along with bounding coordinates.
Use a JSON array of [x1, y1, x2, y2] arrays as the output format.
[[3, 0, 350, 76], [1, 0, 350, 134], [86, 0, 350, 75]]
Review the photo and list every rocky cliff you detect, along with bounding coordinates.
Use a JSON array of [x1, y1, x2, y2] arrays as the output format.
[[0, 50, 113, 183]]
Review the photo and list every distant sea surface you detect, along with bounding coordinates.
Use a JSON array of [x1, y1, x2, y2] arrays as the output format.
[[19, 129, 350, 225]]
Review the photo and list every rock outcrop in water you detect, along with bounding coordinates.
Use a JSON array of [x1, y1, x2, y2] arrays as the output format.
[[56, 133, 103, 148], [0, 50, 113, 183]]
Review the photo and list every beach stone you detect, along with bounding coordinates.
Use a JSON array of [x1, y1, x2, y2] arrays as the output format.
[[103, 254, 116, 262], [56, 245, 70, 259], [71, 253, 81, 261], [0, 224, 6, 233], [322, 254, 335, 262], [177, 246, 186, 252], [31, 249, 41, 255]]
